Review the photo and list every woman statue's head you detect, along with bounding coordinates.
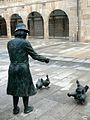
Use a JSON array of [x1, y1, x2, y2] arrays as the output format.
[[14, 23, 29, 39]]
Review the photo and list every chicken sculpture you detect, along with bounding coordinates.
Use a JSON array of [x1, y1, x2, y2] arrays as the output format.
[[36, 75, 50, 89], [67, 80, 89, 104], [36, 78, 43, 89]]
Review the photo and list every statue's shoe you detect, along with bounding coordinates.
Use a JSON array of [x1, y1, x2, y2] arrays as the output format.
[[13, 106, 20, 115], [24, 106, 34, 114]]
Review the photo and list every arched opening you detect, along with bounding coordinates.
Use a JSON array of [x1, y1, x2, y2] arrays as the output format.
[[27, 12, 44, 38], [49, 9, 69, 39], [10, 14, 23, 36], [0, 16, 7, 37]]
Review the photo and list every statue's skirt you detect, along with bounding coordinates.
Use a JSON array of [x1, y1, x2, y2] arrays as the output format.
[[7, 63, 37, 97]]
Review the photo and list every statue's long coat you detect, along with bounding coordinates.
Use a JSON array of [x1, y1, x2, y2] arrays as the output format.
[[7, 38, 46, 97]]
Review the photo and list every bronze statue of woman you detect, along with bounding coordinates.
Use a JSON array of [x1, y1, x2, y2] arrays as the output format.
[[7, 23, 49, 114]]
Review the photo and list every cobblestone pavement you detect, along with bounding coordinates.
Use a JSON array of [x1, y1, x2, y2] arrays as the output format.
[[0, 39, 90, 120]]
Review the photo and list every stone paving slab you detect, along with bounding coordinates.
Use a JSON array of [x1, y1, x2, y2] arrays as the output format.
[[0, 39, 90, 120]]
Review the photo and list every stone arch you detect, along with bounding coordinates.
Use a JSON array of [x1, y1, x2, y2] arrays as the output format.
[[10, 14, 23, 36], [27, 11, 44, 38], [0, 15, 7, 37], [49, 9, 69, 39]]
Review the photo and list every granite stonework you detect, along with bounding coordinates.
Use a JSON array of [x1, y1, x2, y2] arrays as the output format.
[[0, 0, 90, 42]]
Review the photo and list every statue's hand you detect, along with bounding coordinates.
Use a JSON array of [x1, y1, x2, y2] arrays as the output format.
[[45, 58, 49, 63], [67, 93, 70, 97]]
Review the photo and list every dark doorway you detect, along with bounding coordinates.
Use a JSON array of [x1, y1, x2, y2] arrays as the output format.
[[0, 16, 7, 37], [27, 12, 44, 38], [10, 14, 23, 36], [49, 9, 69, 38]]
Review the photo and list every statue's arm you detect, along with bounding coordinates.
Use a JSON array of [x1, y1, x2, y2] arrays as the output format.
[[25, 41, 49, 63]]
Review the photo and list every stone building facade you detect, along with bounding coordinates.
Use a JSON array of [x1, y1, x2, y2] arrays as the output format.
[[0, 0, 90, 42]]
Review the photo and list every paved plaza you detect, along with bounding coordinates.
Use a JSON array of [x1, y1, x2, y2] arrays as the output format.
[[0, 38, 90, 120]]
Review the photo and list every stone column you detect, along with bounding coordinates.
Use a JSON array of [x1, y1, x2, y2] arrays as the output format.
[[23, 18, 28, 29], [69, 14, 77, 42], [44, 17, 49, 40], [6, 19, 11, 39], [23, 18, 29, 39]]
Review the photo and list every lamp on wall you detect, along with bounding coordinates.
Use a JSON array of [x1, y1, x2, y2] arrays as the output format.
[[22, 5, 24, 8], [42, 2, 46, 6]]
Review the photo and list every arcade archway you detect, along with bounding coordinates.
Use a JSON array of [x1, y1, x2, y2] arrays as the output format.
[[0, 16, 7, 37], [27, 12, 44, 38], [10, 14, 23, 36], [49, 9, 69, 38]]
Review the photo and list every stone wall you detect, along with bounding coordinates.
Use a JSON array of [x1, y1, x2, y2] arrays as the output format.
[[80, 0, 90, 42], [0, 0, 90, 42]]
